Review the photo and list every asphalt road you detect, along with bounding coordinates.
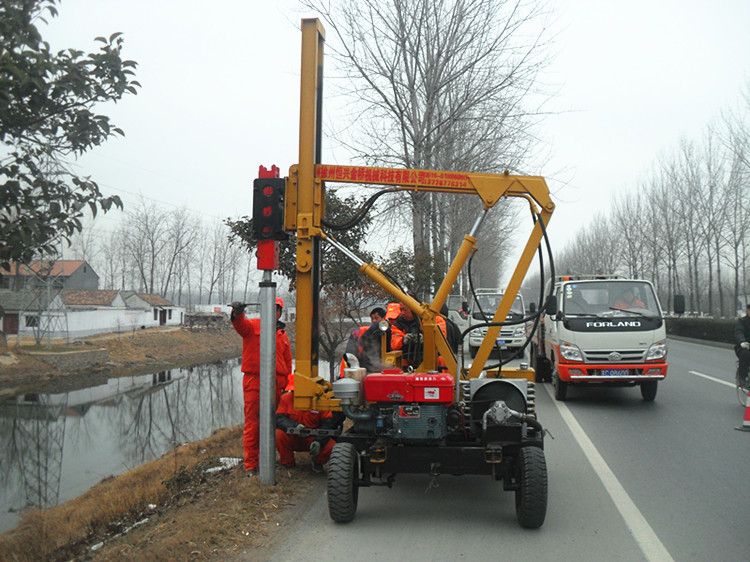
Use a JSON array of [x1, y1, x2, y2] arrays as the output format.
[[265, 338, 750, 562]]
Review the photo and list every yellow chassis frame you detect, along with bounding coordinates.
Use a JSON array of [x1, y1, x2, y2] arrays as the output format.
[[288, 19, 554, 412]]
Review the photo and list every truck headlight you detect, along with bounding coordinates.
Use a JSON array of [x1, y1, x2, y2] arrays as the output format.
[[513, 326, 525, 337], [646, 340, 667, 361], [560, 342, 583, 362]]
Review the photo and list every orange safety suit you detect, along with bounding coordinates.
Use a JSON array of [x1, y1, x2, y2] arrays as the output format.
[[613, 298, 645, 309], [275, 391, 336, 467], [338, 325, 370, 377], [232, 313, 292, 471], [389, 308, 447, 370]]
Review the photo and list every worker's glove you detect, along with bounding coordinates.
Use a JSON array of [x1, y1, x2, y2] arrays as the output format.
[[309, 440, 321, 458], [229, 301, 246, 320], [741, 341, 750, 350], [403, 333, 422, 346], [295, 423, 306, 432]]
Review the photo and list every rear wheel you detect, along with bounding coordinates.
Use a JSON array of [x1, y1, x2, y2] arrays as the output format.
[[515, 446, 548, 529], [552, 369, 568, 401], [640, 380, 658, 402], [327, 442, 359, 523]]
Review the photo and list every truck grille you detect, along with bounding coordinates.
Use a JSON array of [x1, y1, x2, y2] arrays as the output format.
[[478, 327, 516, 338], [583, 349, 646, 363]]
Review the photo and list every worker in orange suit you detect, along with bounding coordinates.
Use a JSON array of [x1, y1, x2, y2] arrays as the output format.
[[338, 306, 390, 376], [389, 301, 447, 370], [275, 375, 341, 470], [230, 297, 292, 476]]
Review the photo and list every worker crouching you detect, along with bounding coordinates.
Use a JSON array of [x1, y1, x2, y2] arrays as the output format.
[[230, 298, 292, 476], [276, 375, 342, 470]]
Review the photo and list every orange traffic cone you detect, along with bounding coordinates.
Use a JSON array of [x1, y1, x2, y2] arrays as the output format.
[[736, 390, 750, 432]]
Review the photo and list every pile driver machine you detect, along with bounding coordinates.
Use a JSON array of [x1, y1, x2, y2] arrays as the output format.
[[254, 18, 557, 528]]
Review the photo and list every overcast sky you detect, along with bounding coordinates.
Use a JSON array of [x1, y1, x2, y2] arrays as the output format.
[[44, 0, 750, 271]]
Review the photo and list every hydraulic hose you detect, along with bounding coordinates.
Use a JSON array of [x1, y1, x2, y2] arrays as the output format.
[[322, 187, 403, 230], [468, 249, 504, 364], [461, 211, 555, 372]]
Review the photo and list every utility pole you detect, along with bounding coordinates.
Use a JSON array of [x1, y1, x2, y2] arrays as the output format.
[[254, 164, 285, 486]]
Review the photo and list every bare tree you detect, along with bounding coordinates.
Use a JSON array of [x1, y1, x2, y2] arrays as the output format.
[[305, 0, 550, 296], [158, 209, 199, 298], [123, 199, 170, 294]]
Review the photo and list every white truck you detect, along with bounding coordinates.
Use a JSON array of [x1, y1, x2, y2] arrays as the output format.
[[468, 289, 527, 359], [531, 275, 668, 401]]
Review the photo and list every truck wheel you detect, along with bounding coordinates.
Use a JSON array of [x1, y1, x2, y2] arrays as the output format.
[[515, 446, 548, 529], [641, 380, 658, 402], [552, 369, 568, 401], [327, 442, 359, 523]]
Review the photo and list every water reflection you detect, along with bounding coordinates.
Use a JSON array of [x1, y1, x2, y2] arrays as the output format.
[[0, 360, 243, 533]]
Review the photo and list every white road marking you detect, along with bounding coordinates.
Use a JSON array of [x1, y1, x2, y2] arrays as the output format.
[[543, 384, 674, 562], [688, 370, 735, 389]]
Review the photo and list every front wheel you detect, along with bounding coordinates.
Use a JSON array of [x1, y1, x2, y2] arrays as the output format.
[[515, 446, 548, 529], [640, 380, 658, 402], [552, 369, 568, 401], [327, 442, 359, 523]]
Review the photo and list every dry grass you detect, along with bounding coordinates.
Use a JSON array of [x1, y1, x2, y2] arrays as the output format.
[[96, 463, 319, 561], [0, 328, 241, 395], [0, 427, 244, 561], [88, 327, 240, 369], [0, 425, 322, 562]]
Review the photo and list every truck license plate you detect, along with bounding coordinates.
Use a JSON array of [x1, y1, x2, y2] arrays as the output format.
[[601, 369, 630, 377]]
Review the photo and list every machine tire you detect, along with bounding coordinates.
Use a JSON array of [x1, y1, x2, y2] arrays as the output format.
[[552, 369, 568, 401], [641, 380, 658, 402], [515, 446, 548, 529], [327, 442, 359, 523]]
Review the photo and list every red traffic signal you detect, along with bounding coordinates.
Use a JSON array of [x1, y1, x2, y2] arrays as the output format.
[[253, 177, 288, 241]]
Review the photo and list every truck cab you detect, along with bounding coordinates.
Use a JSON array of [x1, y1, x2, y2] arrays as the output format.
[[532, 275, 668, 401], [468, 289, 527, 359]]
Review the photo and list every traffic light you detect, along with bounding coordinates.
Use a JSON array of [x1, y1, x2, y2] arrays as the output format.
[[252, 177, 288, 241]]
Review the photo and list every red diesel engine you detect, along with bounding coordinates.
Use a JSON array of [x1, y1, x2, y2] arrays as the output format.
[[362, 372, 455, 443]]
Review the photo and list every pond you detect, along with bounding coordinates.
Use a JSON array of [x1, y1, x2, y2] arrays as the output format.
[[0, 359, 245, 533]]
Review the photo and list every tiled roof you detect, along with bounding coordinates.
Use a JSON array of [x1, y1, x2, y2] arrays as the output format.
[[136, 293, 173, 306], [62, 290, 120, 306], [0, 289, 55, 312], [0, 260, 89, 278]]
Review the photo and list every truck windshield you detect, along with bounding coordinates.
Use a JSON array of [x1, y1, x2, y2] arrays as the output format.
[[562, 281, 660, 318], [472, 294, 524, 319]]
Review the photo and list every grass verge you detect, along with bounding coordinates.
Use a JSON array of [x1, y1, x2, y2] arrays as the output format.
[[0, 425, 320, 561]]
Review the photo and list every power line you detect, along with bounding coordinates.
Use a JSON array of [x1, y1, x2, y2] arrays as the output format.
[[64, 159, 234, 221]]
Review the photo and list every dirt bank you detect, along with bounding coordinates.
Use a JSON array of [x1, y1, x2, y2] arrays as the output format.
[[0, 327, 242, 396], [0, 425, 322, 562]]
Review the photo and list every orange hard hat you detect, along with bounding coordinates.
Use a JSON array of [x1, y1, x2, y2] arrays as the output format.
[[275, 297, 284, 308], [285, 373, 294, 391]]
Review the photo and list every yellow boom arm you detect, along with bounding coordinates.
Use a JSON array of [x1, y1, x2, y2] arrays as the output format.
[[288, 19, 554, 412]]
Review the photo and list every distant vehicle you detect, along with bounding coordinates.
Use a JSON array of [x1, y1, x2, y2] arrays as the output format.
[[531, 275, 668, 401], [467, 289, 527, 358]]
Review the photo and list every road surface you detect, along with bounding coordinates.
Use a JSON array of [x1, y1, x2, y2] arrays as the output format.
[[265, 338, 750, 562]]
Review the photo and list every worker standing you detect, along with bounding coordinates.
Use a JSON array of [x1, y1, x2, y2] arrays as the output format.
[[276, 375, 341, 470], [230, 298, 292, 476], [735, 303, 750, 388]]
